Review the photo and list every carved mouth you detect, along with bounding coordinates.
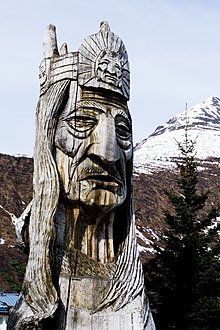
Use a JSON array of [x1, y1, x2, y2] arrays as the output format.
[[105, 75, 118, 83], [79, 174, 121, 185], [78, 173, 123, 193]]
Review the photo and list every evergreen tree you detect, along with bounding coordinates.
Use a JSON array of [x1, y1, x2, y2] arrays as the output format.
[[144, 136, 220, 330]]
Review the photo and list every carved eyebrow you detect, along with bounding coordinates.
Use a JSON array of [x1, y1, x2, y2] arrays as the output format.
[[75, 100, 106, 112], [67, 100, 130, 123], [64, 101, 105, 118]]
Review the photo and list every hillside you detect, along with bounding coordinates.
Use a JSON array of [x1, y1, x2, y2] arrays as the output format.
[[134, 160, 220, 262], [0, 155, 33, 291]]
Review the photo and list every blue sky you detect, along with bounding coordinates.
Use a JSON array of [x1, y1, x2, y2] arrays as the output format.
[[1, 0, 220, 155]]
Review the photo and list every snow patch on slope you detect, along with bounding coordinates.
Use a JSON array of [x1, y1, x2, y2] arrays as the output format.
[[0, 204, 18, 226], [136, 226, 158, 254]]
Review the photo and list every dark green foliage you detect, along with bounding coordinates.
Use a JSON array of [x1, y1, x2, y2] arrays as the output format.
[[3, 257, 26, 292], [144, 137, 220, 330]]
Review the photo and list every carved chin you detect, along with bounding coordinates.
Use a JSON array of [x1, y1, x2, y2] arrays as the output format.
[[83, 188, 126, 209]]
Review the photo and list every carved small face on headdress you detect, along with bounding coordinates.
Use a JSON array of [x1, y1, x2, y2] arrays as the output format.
[[96, 50, 123, 88], [78, 23, 130, 100]]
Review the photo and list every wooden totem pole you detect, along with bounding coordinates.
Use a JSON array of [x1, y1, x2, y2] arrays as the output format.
[[8, 22, 155, 330]]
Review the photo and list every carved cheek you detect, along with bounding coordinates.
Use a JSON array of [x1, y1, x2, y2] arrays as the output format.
[[55, 125, 74, 152], [54, 120, 94, 162]]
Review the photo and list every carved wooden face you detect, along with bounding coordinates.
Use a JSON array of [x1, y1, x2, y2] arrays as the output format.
[[54, 97, 132, 213]]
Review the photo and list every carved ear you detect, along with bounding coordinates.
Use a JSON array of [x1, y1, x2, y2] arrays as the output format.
[[43, 24, 59, 58]]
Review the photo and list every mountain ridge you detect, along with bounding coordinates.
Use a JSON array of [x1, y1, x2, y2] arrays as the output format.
[[134, 96, 220, 173], [151, 96, 220, 137]]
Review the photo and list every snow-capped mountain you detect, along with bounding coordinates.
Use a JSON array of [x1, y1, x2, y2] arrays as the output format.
[[134, 96, 220, 174]]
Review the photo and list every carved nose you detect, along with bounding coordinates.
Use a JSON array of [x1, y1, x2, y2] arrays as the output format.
[[87, 119, 120, 165], [106, 62, 116, 76]]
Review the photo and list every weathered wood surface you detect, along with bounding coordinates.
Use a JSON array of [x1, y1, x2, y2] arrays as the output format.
[[8, 22, 155, 329]]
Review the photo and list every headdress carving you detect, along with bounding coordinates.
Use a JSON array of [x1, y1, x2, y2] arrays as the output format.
[[78, 21, 130, 100], [39, 22, 130, 100]]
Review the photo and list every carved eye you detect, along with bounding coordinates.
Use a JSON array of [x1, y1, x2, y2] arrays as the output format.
[[114, 63, 121, 72], [98, 61, 108, 70], [67, 116, 97, 132], [115, 116, 131, 140]]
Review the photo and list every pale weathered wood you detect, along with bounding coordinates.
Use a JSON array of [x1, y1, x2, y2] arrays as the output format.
[[8, 22, 155, 330]]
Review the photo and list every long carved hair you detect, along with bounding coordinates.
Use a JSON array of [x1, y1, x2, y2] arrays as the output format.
[[11, 79, 148, 327]]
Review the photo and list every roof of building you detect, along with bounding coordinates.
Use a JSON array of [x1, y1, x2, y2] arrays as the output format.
[[0, 293, 19, 314]]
